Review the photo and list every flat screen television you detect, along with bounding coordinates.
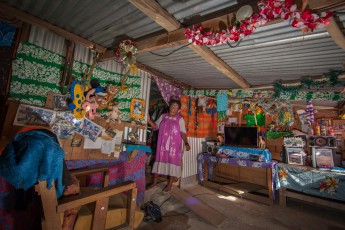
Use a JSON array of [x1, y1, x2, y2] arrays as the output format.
[[224, 126, 258, 148]]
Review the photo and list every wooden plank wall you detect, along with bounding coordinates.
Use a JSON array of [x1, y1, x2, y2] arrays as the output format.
[[0, 101, 147, 160]]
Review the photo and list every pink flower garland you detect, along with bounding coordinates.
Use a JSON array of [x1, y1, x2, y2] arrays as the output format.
[[185, 0, 333, 46]]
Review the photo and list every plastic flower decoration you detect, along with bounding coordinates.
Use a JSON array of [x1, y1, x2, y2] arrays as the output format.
[[114, 40, 138, 67]]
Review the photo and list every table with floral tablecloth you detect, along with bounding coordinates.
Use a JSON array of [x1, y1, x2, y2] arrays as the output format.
[[276, 163, 345, 201]]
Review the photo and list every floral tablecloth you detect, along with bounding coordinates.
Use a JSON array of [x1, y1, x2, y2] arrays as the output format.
[[276, 163, 345, 201], [197, 152, 278, 199]]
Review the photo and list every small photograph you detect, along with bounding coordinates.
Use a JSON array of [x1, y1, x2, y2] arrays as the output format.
[[75, 118, 102, 142], [53, 94, 69, 110], [13, 104, 56, 126], [287, 147, 304, 165]]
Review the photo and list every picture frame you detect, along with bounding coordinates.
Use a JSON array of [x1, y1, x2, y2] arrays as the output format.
[[315, 148, 334, 168], [286, 147, 304, 165], [130, 98, 145, 120]]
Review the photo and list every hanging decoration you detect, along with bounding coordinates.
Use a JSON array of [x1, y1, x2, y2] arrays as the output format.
[[305, 100, 315, 124], [274, 70, 344, 99], [258, 98, 294, 127], [266, 131, 291, 140], [184, 0, 333, 46], [114, 40, 138, 67], [206, 98, 217, 127], [217, 94, 228, 122]]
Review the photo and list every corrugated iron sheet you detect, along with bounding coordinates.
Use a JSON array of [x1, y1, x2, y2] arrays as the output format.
[[137, 44, 239, 88], [4, 0, 345, 89], [182, 137, 203, 178], [210, 19, 345, 86], [2, 0, 238, 49]]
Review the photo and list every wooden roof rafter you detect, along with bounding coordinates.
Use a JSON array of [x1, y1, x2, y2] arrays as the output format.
[[128, 0, 251, 89]]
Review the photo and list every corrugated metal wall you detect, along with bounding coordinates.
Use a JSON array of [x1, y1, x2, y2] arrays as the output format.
[[28, 26, 152, 142], [182, 137, 203, 178]]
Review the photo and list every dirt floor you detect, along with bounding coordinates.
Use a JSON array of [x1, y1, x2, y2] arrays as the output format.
[[137, 184, 345, 230]]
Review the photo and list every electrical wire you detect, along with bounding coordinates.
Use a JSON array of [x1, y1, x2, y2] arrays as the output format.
[[227, 38, 243, 48], [149, 43, 191, 57]]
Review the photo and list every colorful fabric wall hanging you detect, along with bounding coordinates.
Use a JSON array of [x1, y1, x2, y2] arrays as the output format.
[[180, 95, 217, 138], [9, 42, 141, 121], [152, 76, 182, 105]]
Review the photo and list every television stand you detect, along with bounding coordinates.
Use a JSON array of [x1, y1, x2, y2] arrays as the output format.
[[198, 152, 277, 205]]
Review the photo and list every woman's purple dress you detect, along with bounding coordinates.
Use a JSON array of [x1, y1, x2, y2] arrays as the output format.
[[152, 114, 185, 177]]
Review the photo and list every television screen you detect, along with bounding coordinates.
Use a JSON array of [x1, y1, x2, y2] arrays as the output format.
[[224, 126, 258, 148]]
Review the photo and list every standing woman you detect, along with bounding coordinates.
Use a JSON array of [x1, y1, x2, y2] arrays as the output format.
[[147, 99, 190, 192]]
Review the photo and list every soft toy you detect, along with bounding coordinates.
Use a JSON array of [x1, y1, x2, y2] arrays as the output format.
[[82, 88, 99, 120], [68, 81, 85, 119], [106, 102, 121, 123], [97, 84, 121, 110]]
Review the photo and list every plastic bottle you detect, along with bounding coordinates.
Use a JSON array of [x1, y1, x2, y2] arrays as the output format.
[[307, 123, 314, 135], [314, 121, 321, 135]]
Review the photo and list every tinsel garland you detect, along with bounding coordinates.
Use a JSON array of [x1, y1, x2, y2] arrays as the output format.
[[266, 131, 291, 140], [274, 70, 344, 98]]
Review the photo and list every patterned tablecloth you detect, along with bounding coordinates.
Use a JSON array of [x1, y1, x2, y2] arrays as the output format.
[[0, 150, 147, 229], [276, 163, 345, 201], [198, 152, 278, 198]]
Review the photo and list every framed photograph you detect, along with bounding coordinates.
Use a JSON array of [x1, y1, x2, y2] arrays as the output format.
[[286, 147, 304, 165], [13, 104, 56, 126], [315, 148, 334, 168], [130, 98, 145, 120]]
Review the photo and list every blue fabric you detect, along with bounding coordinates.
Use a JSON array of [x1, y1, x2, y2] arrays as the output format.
[[276, 163, 345, 201], [219, 146, 271, 162], [217, 94, 228, 112], [0, 130, 65, 197], [0, 21, 16, 46], [125, 144, 152, 153]]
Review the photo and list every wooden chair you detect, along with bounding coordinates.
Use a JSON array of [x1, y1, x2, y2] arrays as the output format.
[[35, 166, 142, 230]]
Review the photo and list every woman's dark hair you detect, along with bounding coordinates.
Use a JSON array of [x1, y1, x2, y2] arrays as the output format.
[[169, 99, 181, 109]]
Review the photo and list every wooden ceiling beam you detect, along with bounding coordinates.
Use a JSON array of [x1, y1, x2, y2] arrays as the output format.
[[128, 0, 181, 32], [326, 16, 345, 51], [189, 45, 250, 88], [0, 2, 106, 53], [128, 0, 250, 89], [100, 0, 343, 62], [136, 62, 191, 89]]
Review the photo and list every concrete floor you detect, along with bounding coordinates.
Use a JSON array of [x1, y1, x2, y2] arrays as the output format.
[[138, 184, 345, 230]]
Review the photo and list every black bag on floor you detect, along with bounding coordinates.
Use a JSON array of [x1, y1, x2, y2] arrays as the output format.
[[142, 201, 162, 222]]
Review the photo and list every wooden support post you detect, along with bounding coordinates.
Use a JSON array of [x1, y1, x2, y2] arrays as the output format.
[[37, 181, 62, 230], [267, 168, 273, 205], [92, 197, 109, 230], [126, 187, 137, 229], [279, 188, 287, 207]]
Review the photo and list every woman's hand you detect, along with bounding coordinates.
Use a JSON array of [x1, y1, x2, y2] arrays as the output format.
[[185, 143, 191, 151]]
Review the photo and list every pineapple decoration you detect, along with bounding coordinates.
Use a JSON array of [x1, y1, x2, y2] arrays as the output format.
[[114, 40, 139, 91]]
